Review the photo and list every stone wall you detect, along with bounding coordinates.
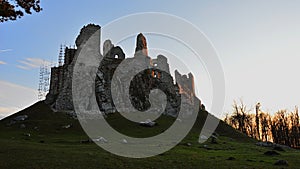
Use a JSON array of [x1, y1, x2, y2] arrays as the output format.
[[175, 70, 195, 98], [46, 24, 100, 110], [46, 24, 200, 116]]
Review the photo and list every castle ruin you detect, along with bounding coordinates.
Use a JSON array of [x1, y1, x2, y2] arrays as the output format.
[[45, 24, 202, 116]]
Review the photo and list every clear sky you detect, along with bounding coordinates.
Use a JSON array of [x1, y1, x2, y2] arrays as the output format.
[[1, 0, 300, 119]]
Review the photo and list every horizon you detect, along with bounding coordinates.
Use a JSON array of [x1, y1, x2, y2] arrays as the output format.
[[1, 0, 300, 119]]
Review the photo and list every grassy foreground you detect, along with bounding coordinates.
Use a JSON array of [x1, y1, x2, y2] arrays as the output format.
[[0, 102, 299, 169]]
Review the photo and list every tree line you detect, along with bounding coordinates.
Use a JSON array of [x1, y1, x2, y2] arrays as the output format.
[[224, 100, 300, 148]]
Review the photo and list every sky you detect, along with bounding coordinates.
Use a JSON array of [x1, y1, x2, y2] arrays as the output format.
[[1, 0, 300, 119]]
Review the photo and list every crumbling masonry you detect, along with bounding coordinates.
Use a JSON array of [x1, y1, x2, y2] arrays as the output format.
[[46, 24, 202, 116]]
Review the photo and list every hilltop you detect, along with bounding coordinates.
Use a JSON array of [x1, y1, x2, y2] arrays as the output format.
[[1, 24, 299, 169], [0, 101, 299, 169]]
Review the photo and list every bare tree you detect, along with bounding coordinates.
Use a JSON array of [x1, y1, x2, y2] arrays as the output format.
[[289, 107, 299, 147], [230, 100, 251, 134], [225, 101, 300, 147], [260, 112, 270, 142], [255, 102, 261, 140], [271, 110, 290, 146]]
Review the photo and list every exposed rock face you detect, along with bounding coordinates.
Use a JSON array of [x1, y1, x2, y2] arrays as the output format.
[[46, 24, 200, 117]]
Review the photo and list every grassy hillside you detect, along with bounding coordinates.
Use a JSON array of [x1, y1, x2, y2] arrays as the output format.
[[0, 102, 299, 169]]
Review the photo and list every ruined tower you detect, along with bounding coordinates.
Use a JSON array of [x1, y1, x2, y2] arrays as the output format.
[[46, 24, 101, 110], [135, 33, 148, 56], [46, 24, 200, 116]]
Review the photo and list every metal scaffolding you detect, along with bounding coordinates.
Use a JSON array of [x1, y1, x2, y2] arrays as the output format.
[[38, 63, 50, 101], [58, 44, 64, 66]]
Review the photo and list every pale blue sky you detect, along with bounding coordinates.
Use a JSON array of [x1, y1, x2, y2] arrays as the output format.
[[1, 0, 300, 119]]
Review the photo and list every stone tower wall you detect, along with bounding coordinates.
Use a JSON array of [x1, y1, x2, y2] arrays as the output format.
[[46, 24, 199, 115]]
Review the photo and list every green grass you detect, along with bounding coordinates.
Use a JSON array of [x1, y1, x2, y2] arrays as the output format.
[[0, 102, 299, 169]]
